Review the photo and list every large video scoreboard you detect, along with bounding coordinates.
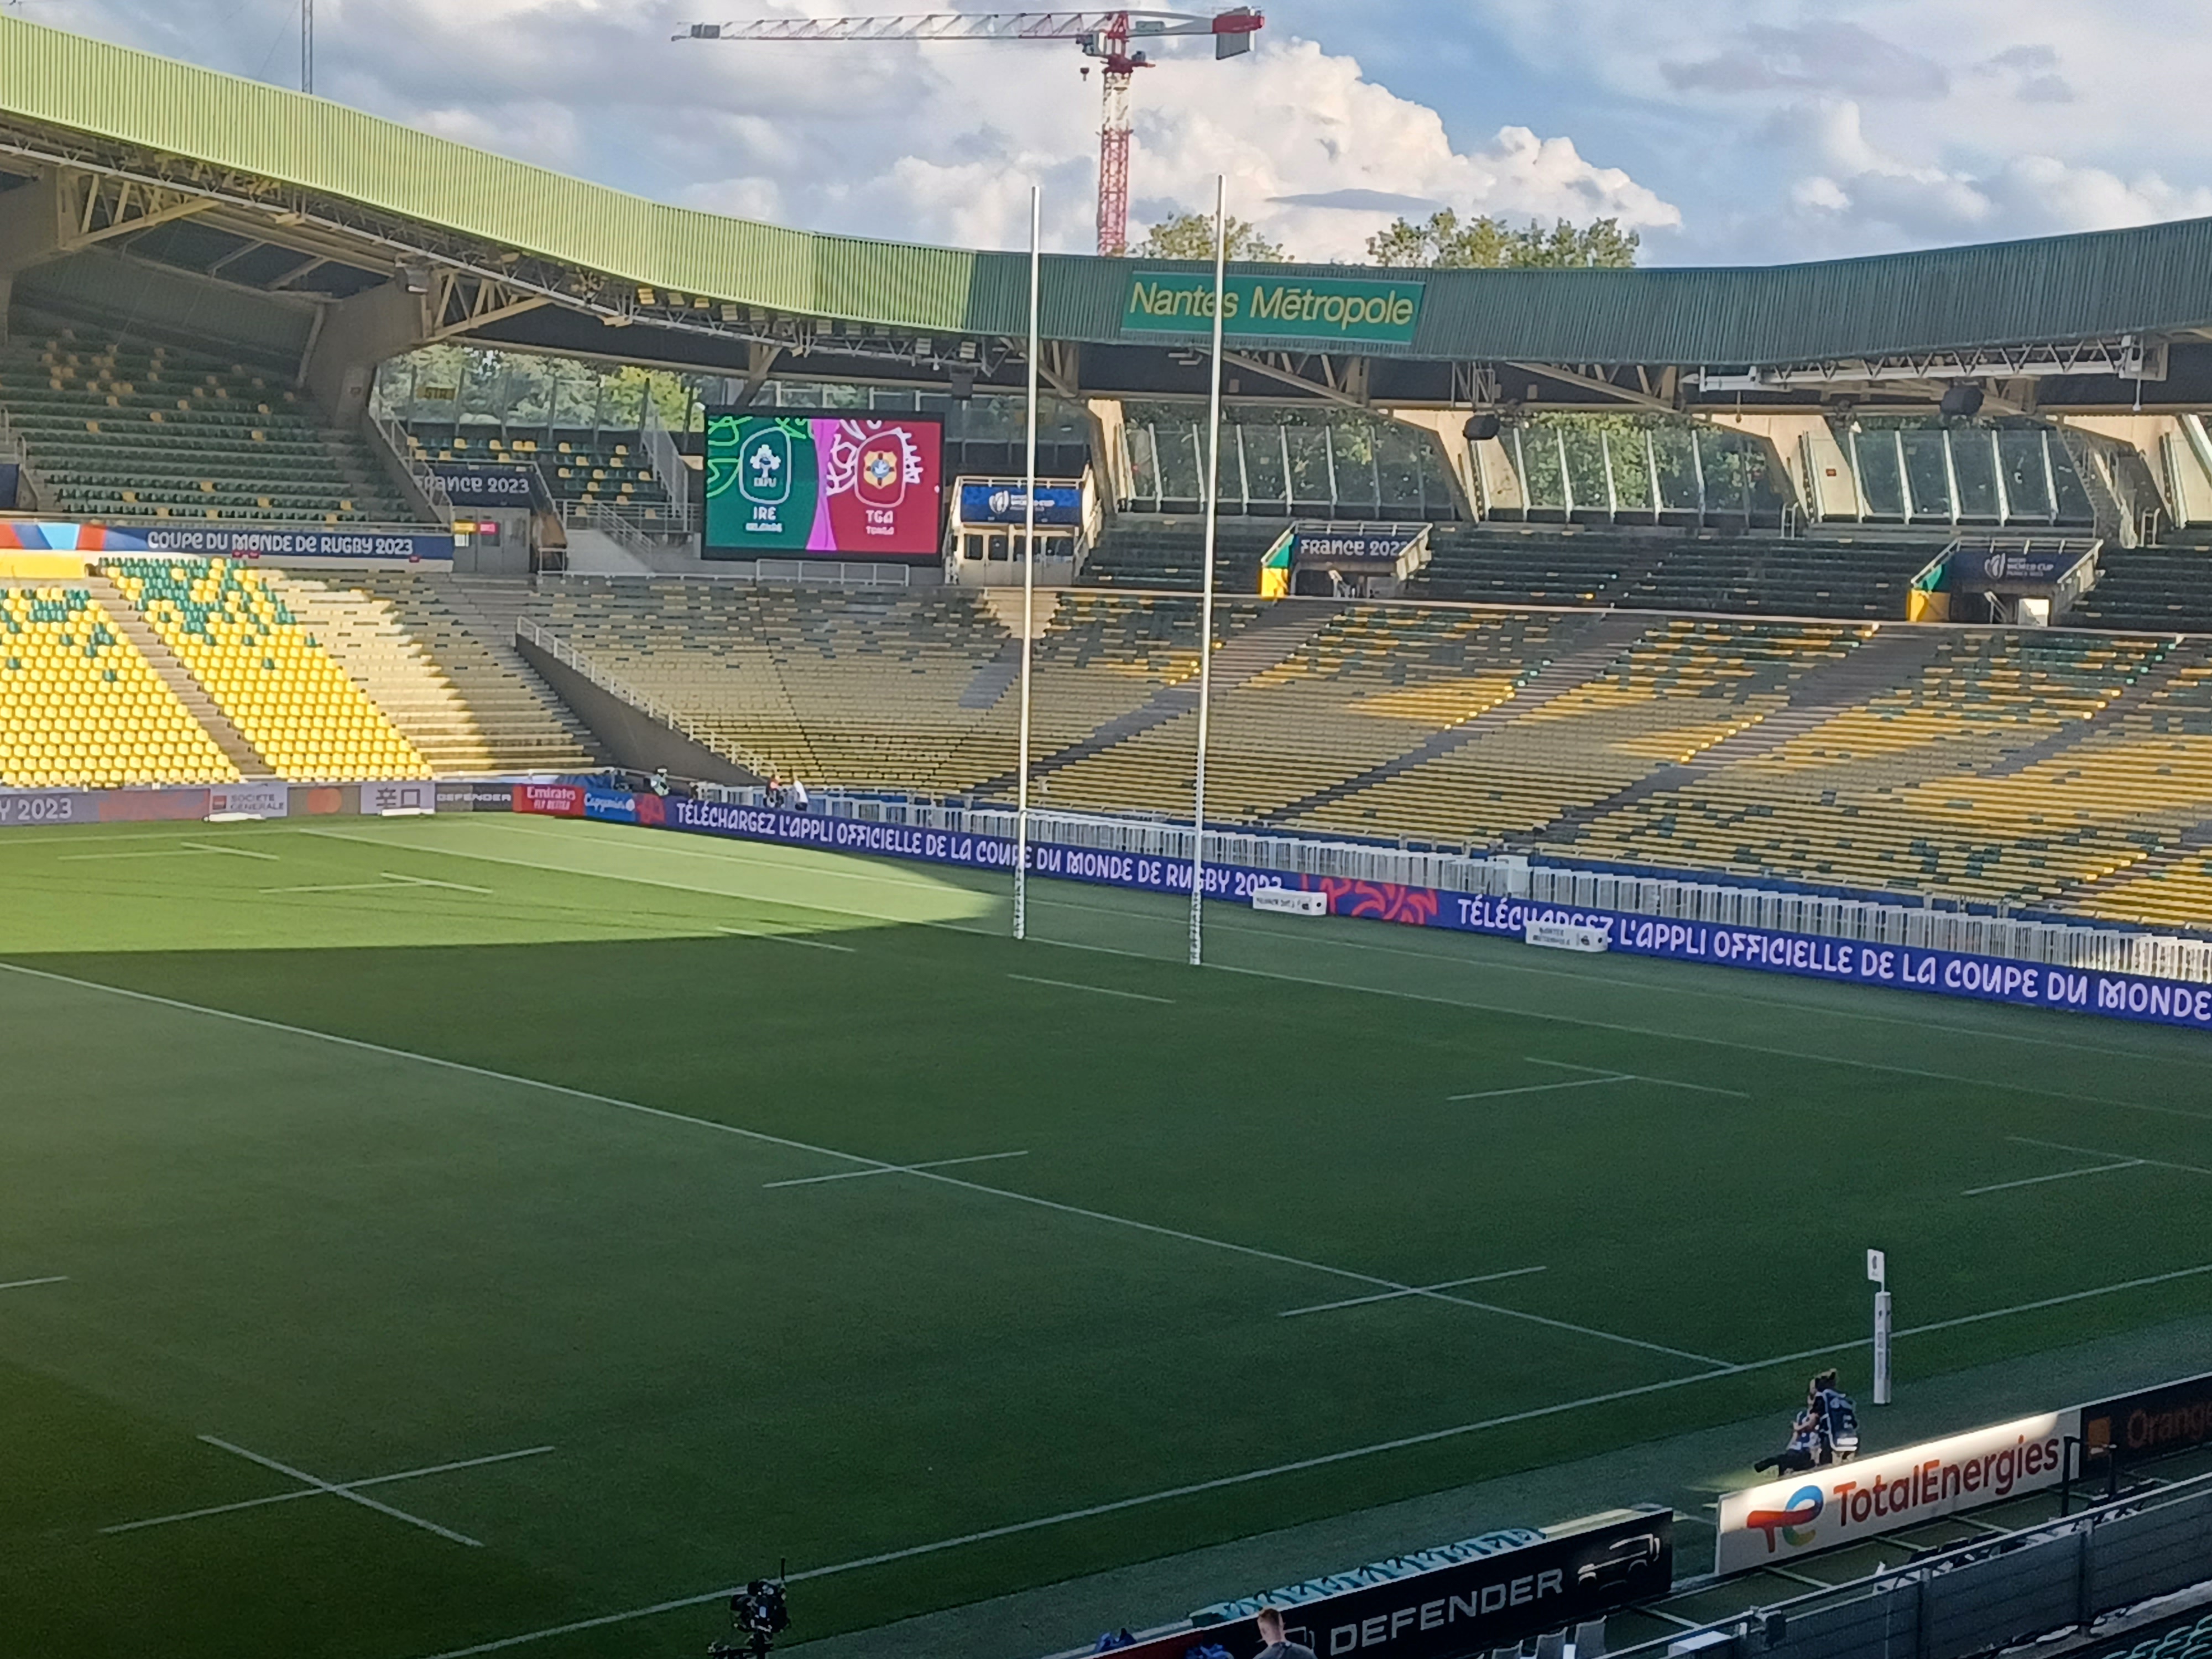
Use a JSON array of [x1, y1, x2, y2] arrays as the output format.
[[702, 411, 945, 560]]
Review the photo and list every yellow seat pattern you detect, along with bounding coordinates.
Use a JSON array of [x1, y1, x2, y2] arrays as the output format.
[[105, 558, 429, 781], [0, 585, 237, 787]]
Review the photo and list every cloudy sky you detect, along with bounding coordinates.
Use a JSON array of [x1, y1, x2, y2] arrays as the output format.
[[18, 0, 2212, 266]]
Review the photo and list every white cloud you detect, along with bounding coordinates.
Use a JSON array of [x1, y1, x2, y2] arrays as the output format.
[[23, 0, 1676, 262]]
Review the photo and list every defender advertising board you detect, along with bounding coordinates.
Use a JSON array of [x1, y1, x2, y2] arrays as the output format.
[[703, 412, 944, 560], [1713, 1412, 2077, 1574], [1085, 1513, 1671, 1659]]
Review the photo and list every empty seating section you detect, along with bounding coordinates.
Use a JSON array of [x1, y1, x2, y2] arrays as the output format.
[[106, 559, 429, 781], [535, 581, 1016, 791], [1037, 608, 1575, 820], [1079, 517, 1286, 590], [1297, 620, 1866, 842], [523, 582, 2212, 924], [2065, 547, 2212, 633], [0, 585, 236, 787], [405, 427, 674, 521], [1568, 633, 2170, 903], [1410, 529, 1940, 617], [272, 572, 601, 774], [0, 323, 416, 524]]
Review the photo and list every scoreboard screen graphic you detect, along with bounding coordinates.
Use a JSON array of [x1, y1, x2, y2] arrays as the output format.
[[703, 413, 945, 559]]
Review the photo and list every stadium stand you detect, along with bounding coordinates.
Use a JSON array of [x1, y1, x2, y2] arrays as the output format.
[[2066, 547, 2212, 633], [1079, 515, 1292, 591], [2084, 1608, 2212, 1659], [404, 425, 676, 523], [0, 583, 238, 786], [104, 559, 430, 780], [272, 571, 601, 774], [0, 320, 419, 525]]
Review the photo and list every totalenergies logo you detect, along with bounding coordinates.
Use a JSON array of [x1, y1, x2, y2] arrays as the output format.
[[1746, 1485, 1823, 1552]]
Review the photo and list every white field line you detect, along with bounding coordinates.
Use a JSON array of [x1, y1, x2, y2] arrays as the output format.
[[178, 841, 280, 860], [383, 873, 494, 895], [2010, 1134, 2212, 1179], [409, 1258, 2212, 1659], [0, 960, 1716, 1369], [1963, 1161, 2146, 1197], [262, 880, 411, 895], [1449, 1075, 1627, 1103], [56, 847, 233, 862], [764, 1151, 1029, 1190], [0, 1274, 66, 1291], [1527, 1058, 1753, 1099], [198, 1436, 483, 1548], [1280, 1265, 1548, 1318], [102, 1445, 556, 1536], [1007, 973, 1173, 1004], [1204, 961, 2211, 1122], [289, 821, 2212, 1119], [716, 924, 855, 953]]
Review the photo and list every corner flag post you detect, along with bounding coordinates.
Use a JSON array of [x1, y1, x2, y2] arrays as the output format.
[[1014, 184, 1041, 941], [1188, 175, 1226, 967], [1867, 1247, 1891, 1405]]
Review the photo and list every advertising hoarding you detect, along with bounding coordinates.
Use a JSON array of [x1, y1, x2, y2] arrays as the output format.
[[429, 463, 544, 510], [702, 413, 944, 560], [2081, 1371, 2212, 1468], [359, 780, 437, 815], [1713, 1412, 2075, 1574], [1122, 272, 1426, 346], [1074, 1514, 1670, 1659], [0, 519, 452, 563], [955, 482, 1084, 528]]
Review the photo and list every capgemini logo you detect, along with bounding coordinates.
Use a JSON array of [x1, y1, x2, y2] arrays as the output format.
[[1746, 1485, 1823, 1552]]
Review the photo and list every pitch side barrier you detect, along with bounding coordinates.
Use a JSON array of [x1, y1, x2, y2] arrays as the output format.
[[492, 785, 2212, 1033]]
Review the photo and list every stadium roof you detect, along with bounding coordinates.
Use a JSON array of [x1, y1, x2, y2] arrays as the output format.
[[4, 13, 2212, 407]]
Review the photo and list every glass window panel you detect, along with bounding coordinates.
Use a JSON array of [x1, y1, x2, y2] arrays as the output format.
[[1950, 429, 2000, 520], [2050, 439, 2096, 524], [1515, 426, 1566, 509], [1558, 426, 1609, 513], [1376, 425, 1424, 513], [1152, 425, 1203, 503], [1901, 430, 1952, 518], [1650, 426, 1700, 511], [1608, 431, 1653, 512], [1286, 426, 1333, 506], [1997, 429, 2053, 520], [1239, 424, 1288, 509], [1849, 427, 1903, 517], [1126, 425, 1162, 504]]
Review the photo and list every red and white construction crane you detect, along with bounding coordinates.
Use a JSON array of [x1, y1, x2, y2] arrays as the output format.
[[677, 10, 1265, 256]]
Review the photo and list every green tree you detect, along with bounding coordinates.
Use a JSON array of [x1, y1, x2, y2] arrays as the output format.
[[1366, 211, 1640, 269], [1133, 211, 1290, 263]]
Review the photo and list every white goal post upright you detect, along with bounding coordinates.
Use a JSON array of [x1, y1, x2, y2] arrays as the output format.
[[1869, 1246, 1892, 1405], [1187, 176, 1227, 967], [1014, 184, 1041, 941]]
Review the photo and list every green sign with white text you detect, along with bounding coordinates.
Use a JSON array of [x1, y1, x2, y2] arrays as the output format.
[[1121, 271, 1425, 346]]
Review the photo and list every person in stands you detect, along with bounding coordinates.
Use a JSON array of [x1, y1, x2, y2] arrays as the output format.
[[1752, 1384, 1825, 1478], [1255, 1606, 1317, 1659]]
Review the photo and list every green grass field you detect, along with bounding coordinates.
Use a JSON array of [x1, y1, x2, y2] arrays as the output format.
[[4, 812, 2212, 1659]]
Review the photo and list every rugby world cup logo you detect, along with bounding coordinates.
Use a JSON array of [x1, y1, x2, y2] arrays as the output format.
[[1746, 1484, 1824, 1552]]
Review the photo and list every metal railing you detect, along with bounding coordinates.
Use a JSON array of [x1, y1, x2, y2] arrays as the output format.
[[513, 617, 772, 777], [560, 500, 669, 561], [667, 789, 2212, 985], [1608, 1467, 2212, 1659], [368, 404, 457, 526], [639, 397, 697, 534]]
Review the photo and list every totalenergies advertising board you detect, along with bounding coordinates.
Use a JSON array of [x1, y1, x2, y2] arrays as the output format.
[[703, 412, 944, 559], [1714, 1411, 2077, 1574]]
